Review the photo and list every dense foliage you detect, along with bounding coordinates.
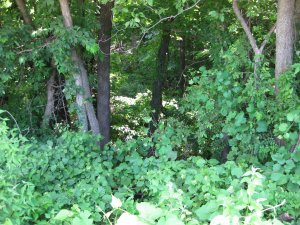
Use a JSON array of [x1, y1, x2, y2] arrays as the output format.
[[0, 0, 300, 224]]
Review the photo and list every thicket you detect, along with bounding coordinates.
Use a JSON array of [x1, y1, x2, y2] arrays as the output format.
[[0, 0, 300, 224]]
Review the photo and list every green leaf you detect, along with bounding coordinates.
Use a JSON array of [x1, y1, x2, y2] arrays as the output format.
[[18, 56, 26, 65], [3, 219, 13, 225], [195, 201, 218, 221], [235, 112, 246, 126], [54, 209, 74, 220], [271, 173, 288, 185], [72, 211, 93, 225], [256, 121, 268, 133], [146, 0, 153, 6], [231, 167, 243, 178], [273, 164, 281, 172], [136, 202, 163, 222], [116, 213, 147, 225], [111, 195, 122, 209], [278, 123, 289, 132], [164, 214, 184, 225]]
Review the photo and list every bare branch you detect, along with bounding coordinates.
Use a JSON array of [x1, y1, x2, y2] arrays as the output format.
[[15, 37, 55, 55]]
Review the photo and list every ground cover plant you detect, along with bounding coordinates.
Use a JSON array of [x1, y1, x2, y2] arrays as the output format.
[[0, 0, 300, 224]]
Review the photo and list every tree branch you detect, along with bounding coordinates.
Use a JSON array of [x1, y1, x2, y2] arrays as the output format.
[[233, 0, 260, 54], [15, 0, 34, 27], [259, 24, 276, 53]]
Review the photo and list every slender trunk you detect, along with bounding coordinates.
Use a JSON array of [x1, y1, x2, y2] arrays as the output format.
[[75, 49, 100, 134], [275, 0, 295, 93], [220, 133, 230, 163], [15, 0, 60, 128], [59, 0, 99, 134], [294, 0, 300, 46], [15, 0, 33, 26], [97, 1, 114, 148], [42, 70, 56, 128], [179, 36, 186, 96], [71, 50, 89, 131], [149, 26, 171, 136]]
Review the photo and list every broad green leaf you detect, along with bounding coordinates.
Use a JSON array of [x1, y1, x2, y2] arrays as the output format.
[[231, 167, 243, 178], [72, 211, 93, 225], [195, 201, 219, 221], [165, 214, 184, 225], [54, 209, 74, 220], [278, 123, 289, 132], [116, 213, 147, 225], [256, 121, 268, 133], [111, 195, 122, 209], [136, 202, 163, 222], [271, 173, 288, 185]]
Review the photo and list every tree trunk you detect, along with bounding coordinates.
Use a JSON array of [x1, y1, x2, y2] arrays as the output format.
[[179, 36, 186, 96], [42, 70, 56, 128], [149, 26, 171, 136], [59, 0, 99, 134], [220, 133, 230, 163], [275, 0, 295, 93], [74, 49, 100, 134], [294, 0, 300, 46], [15, 0, 60, 129], [15, 0, 33, 26], [97, 1, 114, 148]]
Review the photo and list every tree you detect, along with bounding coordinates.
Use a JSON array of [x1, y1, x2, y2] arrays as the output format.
[[59, 0, 100, 135], [149, 24, 171, 137], [233, 0, 275, 76], [294, 0, 300, 46], [179, 36, 186, 96], [15, 0, 58, 128], [275, 0, 295, 93], [15, 0, 33, 27], [97, 0, 114, 148]]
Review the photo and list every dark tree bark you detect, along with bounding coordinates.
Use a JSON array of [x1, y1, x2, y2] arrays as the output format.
[[15, 0, 33, 26], [97, 1, 114, 149], [220, 133, 230, 163], [59, 0, 100, 135], [275, 0, 295, 93], [149, 26, 171, 136]]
